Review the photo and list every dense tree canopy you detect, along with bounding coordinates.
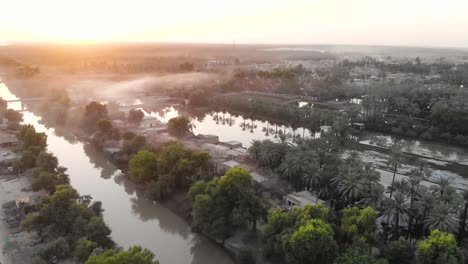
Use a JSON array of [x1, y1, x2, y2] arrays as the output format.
[[167, 116, 192, 137], [85, 246, 159, 264]]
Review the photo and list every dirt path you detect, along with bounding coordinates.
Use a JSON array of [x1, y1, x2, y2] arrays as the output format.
[[0, 174, 36, 264]]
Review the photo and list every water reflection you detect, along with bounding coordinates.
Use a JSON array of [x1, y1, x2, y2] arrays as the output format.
[[143, 107, 315, 147]]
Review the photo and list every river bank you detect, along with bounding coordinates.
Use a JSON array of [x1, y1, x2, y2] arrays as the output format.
[[1, 79, 236, 264]]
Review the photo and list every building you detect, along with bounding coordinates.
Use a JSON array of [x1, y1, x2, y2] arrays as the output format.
[[219, 160, 242, 173], [0, 132, 19, 147], [221, 140, 243, 149], [285, 191, 325, 208], [250, 172, 267, 184], [320, 125, 332, 133], [198, 134, 219, 144], [352, 122, 365, 130], [140, 116, 161, 128]]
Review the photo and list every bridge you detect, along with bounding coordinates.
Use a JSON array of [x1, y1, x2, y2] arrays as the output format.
[[6, 97, 47, 110]]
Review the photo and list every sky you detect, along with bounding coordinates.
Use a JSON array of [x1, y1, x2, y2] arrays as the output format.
[[0, 0, 467, 48]]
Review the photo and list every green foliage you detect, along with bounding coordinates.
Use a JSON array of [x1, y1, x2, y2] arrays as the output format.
[[192, 167, 268, 241], [4, 108, 23, 122], [340, 207, 378, 245], [416, 229, 462, 264], [85, 246, 159, 264], [122, 131, 136, 141], [75, 237, 99, 263], [167, 116, 191, 137], [286, 219, 337, 264], [36, 151, 59, 173], [97, 119, 113, 135], [128, 109, 144, 124], [86, 217, 114, 248], [35, 237, 71, 261], [188, 180, 207, 202], [83, 101, 108, 132], [123, 135, 147, 154], [18, 125, 47, 150], [263, 204, 331, 259], [32, 170, 70, 193], [335, 249, 388, 264], [382, 238, 414, 264], [129, 150, 159, 183]]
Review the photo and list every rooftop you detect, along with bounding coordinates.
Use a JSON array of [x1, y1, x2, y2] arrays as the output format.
[[222, 160, 241, 168], [286, 190, 324, 207]]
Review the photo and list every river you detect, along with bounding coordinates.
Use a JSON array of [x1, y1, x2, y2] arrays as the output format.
[[0, 82, 234, 264]]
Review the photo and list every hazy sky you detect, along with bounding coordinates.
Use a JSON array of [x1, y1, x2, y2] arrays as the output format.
[[1, 0, 467, 47]]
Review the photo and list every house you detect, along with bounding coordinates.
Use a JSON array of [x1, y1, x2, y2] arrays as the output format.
[[352, 122, 365, 130], [0, 132, 19, 147], [201, 143, 230, 158], [140, 116, 161, 128], [320, 125, 332, 133], [285, 191, 325, 208], [198, 134, 219, 144], [250, 172, 267, 184], [221, 140, 243, 149], [220, 160, 242, 173]]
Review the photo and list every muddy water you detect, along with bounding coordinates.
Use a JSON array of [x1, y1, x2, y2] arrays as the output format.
[[0, 82, 234, 264]]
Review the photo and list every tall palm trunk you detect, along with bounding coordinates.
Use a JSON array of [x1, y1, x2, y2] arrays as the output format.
[[458, 204, 468, 243], [389, 164, 397, 198]]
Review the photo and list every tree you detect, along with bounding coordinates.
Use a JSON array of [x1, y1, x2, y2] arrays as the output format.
[[179, 62, 194, 72], [97, 119, 113, 135], [382, 192, 410, 239], [83, 102, 108, 131], [36, 151, 59, 173], [416, 230, 462, 264], [122, 131, 136, 141], [167, 116, 192, 137], [129, 150, 159, 183], [0, 97, 7, 114], [247, 140, 262, 161], [388, 143, 403, 198], [335, 249, 388, 264], [458, 190, 468, 242], [4, 109, 23, 123], [382, 238, 414, 264], [86, 217, 114, 248], [85, 246, 159, 264], [18, 125, 47, 150], [128, 109, 144, 124], [340, 207, 378, 245], [74, 238, 98, 263], [285, 219, 337, 264], [32, 170, 70, 193], [123, 135, 147, 154], [192, 167, 267, 242], [424, 203, 459, 234]]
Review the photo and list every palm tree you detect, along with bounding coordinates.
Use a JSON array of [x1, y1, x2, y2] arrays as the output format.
[[430, 176, 452, 197], [359, 183, 385, 209], [333, 171, 365, 206], [257, 141, 288, 168], [424, 202, 459, 234], [457, 190, 468, 243], [248, 140, 262, 162], [387, 178, 410, 197], [382, 192, 410, 239], [388, 143, 403, 198]]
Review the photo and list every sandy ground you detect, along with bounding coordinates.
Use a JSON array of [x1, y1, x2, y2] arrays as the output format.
[[0, 173, 38, 264]]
